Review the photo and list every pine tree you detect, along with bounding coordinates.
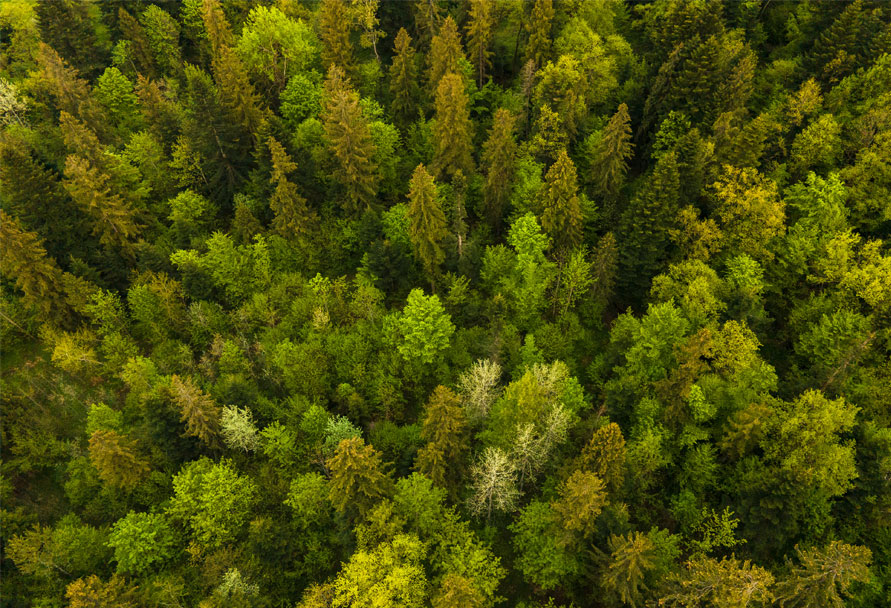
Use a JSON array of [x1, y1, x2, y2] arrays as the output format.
[[169, 374, 221, 448], [427, 16, 464, 92], [327, 436, 393, 519], [406, 164, 448, 280], [88, 429, 150, 490], [541, 149, 583, 254], [525, 0, 554, 67], [267, 136, 316, 241], [389, 28, 419, 125], [321, 66, 378, 211], [481, 108, 517, 232], [0, 210, 68, 318], [432, 73, 474, 179], [591, 103, 634, 198], [416, 386, 468, 496], [319, 0, 355, 77], [775, 542, 872, 608], [465, 0, 495, 88]]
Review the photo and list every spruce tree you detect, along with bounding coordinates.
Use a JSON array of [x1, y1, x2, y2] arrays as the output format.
[[525, 0, 554, 67], [406, 164, 448, 280], [319, 0, 355, 77], [541, 149, 583, 255], [35, 43, 107, 137], [389, 28, 419, 125], [327, 437, 393, 520], [117, 7, 157, 78], [465, 0, 495, 88], [416, 386, 468, 497], [321, 66, 378, 211], [591, 103, 634, 198], [427, 16, 464, 93], [432, 73, 474, 179], [267, 136, 316, 241], [0, 210, 68, 318], [482, 109, 518, 232]]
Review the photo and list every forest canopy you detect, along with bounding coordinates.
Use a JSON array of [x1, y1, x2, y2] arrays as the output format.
[[1, 1, 891, 607]]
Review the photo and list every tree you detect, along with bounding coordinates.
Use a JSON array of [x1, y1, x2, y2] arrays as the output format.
[[465, 0, 494, 87], [416, 386, 468, 495], [481, 108, 517, 232], [108, 512, 177, 575], [710, 166, 785, 262], [389, 28, 419, 124], [407, 163, 448, 280], [428, 17, 464, 91], [432, 73, 474, 179], [581, 422, 627, 492], [533, 55, 588, 138], [525, 0, 554, 67], [551, 470, 606, 537], [167, 458, 257, 549], [601, 531, 657, 608], [592, 103, 634, 197], [322, 66, 379, 211], [65, 575, 136, 608], [468, 447, 519, 519], [541, 148, 583, 254], [268, 136, 316, 241], [169, 374, 221, 448], [220, 405, 260, 452], [510, 500, 580, 590], [328, 437, 392, 519], [319, 0, 355, 77], [775, 541, 872, 608], [332, 534, 427, 608], [432, 573, 485, 608], [395, 289, 455, 364], [0, 210, 68, 318], [661, 555, 775, 608], [88, 430, 149, 490], [457, 359, 503, 424], [35, 43, 106, 135]]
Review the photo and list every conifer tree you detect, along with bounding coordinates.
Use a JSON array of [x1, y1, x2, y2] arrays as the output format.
[[775, 541, 872, 608], [465, 0, 495, 88], [406, 164, 448, 280], [117, 7, 157, 78], [319, 0, 355, 77], [88, 429, 150, 490], [201, 0, 265, 136], [321, 67, 378, 211], [482, 108, 518, 232], [169, 374, 221, 448], [432, 73, 474, 179], [525, 0, 554, 67], [551, 470, 606, 537], [427, 16, 464, 92], [327, 436, 393, 519], [62, 156, 142, 254], [267, 136, 316, 241], [601, 531, 657, 607], [0, 210, 68, 318], [34, 0, 107, 78], [416, 386, 468, 496], [389, 28, 419, 125], [581, 422, 626, 492], [592, 103, 634, 198], [413, 0, 445, 49], [35, 43, 107, 136], [541, 149, 583, 254]]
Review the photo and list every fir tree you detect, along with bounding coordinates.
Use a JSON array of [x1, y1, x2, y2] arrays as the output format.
[[319, 0, 355, 77], [427, 16, 464, 92], [592, 103, 634, 198], [389, 28, 419, 125], [432, 73, 474, 179], [321, 66, 379, 211], [525, 0, 554, 67], [416, 386, 468, 497], [406, 164, 448, 280], [541, 149, 583, 255], [465, 0, 495, 88], [482, 108, 518, 232], [88, 430, 150, 490], [327, 437, 393, 520], [267, 136, 316, 241]]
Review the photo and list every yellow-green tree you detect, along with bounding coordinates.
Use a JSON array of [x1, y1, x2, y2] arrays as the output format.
[[481, 108, 517, 232], [465, 0, 494, 88], [432, 73, 473, 179], [591, 103, 634, 197], [389, 28, 419, 124], [541, 149, 583, 254], [416, 386, 468, 496], [406, 164, 448, 280], [88, 430, 150, 490], [268, 136, 316, 241], [427, 16, 464, 92], [327, 436, 393, 519], [169, 374, 221, 448], [319, 0, 355, 77], [525, 0, 554, 67]]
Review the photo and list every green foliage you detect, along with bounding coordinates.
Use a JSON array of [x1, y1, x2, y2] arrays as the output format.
[[108, 512, 177, 575], [395, 289, 455, 365]]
